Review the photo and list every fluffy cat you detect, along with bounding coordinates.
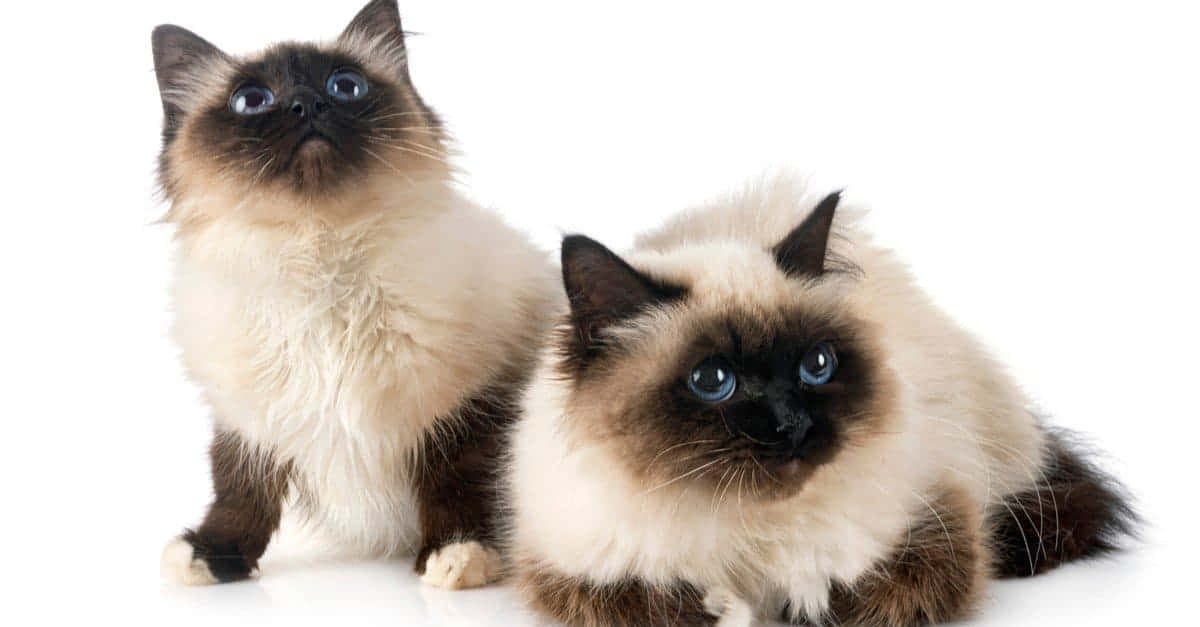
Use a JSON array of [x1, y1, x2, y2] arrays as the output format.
[[506, 175, 1135, 625], [153, 0, 555, 588]]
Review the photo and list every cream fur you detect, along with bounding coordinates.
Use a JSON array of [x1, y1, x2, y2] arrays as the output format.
[[171, 174, 556, 557], [705, 587, 756, 627], [161, 538, 220, 586], [420, 541, 503, 590], [507, 174, 1046, 621]]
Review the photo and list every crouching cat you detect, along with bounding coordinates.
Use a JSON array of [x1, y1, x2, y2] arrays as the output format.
[[506, 175, 1135, 625], [154, 0, 555, 588]]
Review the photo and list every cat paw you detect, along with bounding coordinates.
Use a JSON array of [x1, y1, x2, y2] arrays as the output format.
[[704, 587, 756, 627], [161, 535, 256, 584], [419, 540, 502, 590], [161, 538, 219, 585]]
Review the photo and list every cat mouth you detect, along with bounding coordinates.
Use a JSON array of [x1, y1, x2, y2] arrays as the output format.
[[286, 130, 337, 168], [296, 130, 334, 151]]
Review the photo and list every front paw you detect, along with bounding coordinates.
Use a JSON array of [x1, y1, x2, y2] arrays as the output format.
[[704, 587, 756, 627], [161, 538, 218, 585], [161, 533, 255, 585], [419, 540, 502, 590]]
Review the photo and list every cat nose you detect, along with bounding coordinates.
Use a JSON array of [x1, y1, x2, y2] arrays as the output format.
[[775, 410, 814, 448], [289, 90, 330, 117], [767, 394, 813, 446]]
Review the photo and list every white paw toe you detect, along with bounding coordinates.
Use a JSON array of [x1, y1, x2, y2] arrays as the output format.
[[160, 538, 218, 586], [420, 541, 502, 590], [704, 587, 756, 627]]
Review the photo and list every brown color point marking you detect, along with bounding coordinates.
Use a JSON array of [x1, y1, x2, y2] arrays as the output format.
[[413, 371, 527, 575], [826, 484, 987, 626], [519, 561, 717, 627], [181, 431, 291, 582]]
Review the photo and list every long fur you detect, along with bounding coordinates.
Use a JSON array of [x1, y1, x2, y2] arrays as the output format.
[[158, 0, 557, 566], [505, 173, 1134, 624], [172, 183, 555, 555]]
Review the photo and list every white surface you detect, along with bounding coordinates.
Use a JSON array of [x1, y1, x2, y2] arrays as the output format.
[[1, 0, 1196, 624]]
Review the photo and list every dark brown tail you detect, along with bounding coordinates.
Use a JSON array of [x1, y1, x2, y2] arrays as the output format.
[[989, 428, 1138, 578]]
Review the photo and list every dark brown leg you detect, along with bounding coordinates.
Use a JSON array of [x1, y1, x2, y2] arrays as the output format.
[[518, 560, 717, 627], [413, 378, 519, 584], [178, 430, 290, 583], [825, 485, 988, 626]]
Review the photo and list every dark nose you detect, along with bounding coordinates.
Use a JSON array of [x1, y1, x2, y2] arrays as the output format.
[[288, 89, 330, 117], [759, 384, 808, 441], [737, 382, 814, 447], [773, 406, 814, 449]]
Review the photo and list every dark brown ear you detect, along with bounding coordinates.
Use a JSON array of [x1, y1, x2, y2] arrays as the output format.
[[340, 0, 405, 48], [561, 235, 684, 361], [151, 25, 228, 141], [772, 191, 841, 278]]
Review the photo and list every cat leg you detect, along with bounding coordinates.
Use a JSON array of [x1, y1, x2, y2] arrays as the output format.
[[517, 561, 722, 627], [413, 383, 514, 589], [990, 428, 1136, 578], [161, 431, 290, 585], [823, 484, 988, 626]]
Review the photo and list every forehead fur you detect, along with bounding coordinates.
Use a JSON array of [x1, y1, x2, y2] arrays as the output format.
[[628, 242, 846, 309], [336, 29, 408, 78], [572, 244, 865, 402], [158, 34, 408, 118]]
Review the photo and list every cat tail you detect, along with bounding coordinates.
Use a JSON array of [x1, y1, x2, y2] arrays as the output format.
[[989, 426, 1139, 578]]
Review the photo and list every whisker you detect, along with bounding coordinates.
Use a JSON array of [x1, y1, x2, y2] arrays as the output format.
[[642, 457, 727, 495], [366, 111, 435, 121], [645, 439, 719, 472], [360, 146, 415, 187], [910, 489, 958, 568], [366, 138, 452, 166]]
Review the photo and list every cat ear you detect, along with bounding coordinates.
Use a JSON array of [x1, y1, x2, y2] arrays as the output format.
[[151, 25, 228, 139], [340, 0, 407, 68], [772, 191, 841, 278], [561, 235, 684, 346]]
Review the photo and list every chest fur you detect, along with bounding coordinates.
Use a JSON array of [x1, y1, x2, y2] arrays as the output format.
[[172, 225, 474, 553]]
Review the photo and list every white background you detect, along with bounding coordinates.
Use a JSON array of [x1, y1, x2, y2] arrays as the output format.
[[1, 1, 1196, 624]]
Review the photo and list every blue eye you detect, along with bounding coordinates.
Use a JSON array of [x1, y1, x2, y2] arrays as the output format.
[[230, 85, 275, 115], [688, 357, 736, 403], [799, 342, 838, 386], [326, 69, 368, 102]]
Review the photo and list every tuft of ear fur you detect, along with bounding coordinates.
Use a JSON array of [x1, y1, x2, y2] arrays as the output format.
[[772, 191, 841, 278], [560, 235, 685, 368], [339, 0, 407, 73], [151, 25, 229, 141]]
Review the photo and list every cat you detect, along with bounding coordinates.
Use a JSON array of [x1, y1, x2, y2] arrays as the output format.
[[505, 174, 1135, 625], [153, 0, 555, 589]]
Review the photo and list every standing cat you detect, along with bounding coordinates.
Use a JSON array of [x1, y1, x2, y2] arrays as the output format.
[[154, 0, 555, 588], [506, 175, 1135, 625]]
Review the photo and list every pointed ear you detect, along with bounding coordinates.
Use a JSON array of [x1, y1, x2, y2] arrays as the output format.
[[772, 191, 842, 278], [151, 25, 228, 140], [561, 235, 685, 356], [340, 0, 407, 65]]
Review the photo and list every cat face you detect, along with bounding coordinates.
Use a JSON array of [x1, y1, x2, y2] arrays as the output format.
[[558, 194, 897, 501], [152, 0, 443, 219]]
